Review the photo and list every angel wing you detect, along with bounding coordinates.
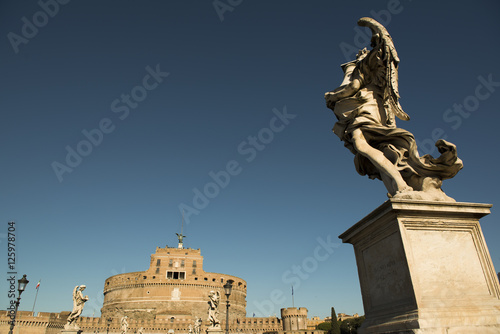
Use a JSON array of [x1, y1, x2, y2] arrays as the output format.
[[72, 285, 79, 298], [358, 17, 410, 122]]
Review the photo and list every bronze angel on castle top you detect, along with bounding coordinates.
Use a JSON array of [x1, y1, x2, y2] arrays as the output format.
[[324, 17, 462, 201]]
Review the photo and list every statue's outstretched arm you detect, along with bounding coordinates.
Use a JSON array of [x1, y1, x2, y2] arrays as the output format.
[[325, 79, 361, 107]]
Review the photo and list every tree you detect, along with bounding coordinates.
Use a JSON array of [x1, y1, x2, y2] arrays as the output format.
[[339, 316, 365, 334], [329, 307, 341, 334], [316, 322, 331, 331]]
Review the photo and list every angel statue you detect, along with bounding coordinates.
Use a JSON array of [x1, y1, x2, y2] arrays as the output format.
[[324, 17, 462, 201], [65, 285, 89, 329], [207, 291, 221, 329], [194, 317, 202, 334], [176, 233, 186, 244], [121, 316, 129, 334]]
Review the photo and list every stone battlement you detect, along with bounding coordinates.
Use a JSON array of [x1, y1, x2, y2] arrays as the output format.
[[281, 308, 308, 317]]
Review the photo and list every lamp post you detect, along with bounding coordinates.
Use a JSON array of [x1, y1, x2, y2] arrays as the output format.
[[8, 274, 29, 334], [223, 280, 233, 334]]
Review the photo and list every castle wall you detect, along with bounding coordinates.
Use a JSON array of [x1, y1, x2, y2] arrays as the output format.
[[280, 308, 308, 331], [0, 311, 282, 334], [0, 246, 329, 334], [101, 246, 247, 322]]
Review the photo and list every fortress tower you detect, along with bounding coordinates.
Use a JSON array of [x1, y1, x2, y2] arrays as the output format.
[[280, 307, 308, 331], [101, 239, 247, 322]]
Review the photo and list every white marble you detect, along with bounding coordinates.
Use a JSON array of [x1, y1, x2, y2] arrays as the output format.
[[339, 199, 500, 333], [64, 285, 88, 330], [324, 17, 463, 201]]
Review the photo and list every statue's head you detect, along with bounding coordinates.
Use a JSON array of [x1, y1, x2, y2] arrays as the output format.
[[356, 48, 368, 61], [79, 285, 86, 290], [370, 33, 381, 48]]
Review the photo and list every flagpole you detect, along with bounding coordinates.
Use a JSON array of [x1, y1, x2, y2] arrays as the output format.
[[32, 280, 41, 314], [291, 285, 294, 308]]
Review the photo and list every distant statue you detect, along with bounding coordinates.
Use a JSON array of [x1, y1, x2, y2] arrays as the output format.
[[194, 317, 202, 334], [189, 324, 193, 334], [121, 316, 129, 334], [325, 17, 462, 201], [176, 233, 186, 244], [65, 285, 89, 329], [207, 291, 221, 329], [138, 327, 144, 334]]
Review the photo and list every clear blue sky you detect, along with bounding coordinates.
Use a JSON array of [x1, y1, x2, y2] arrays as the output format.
[[1, 0, 499, 319]]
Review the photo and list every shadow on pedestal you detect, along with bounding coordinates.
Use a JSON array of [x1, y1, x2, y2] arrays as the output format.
[[339, 199, 500, 334]]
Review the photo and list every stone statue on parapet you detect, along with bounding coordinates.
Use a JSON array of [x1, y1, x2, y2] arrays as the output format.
[[65, 285, 89, 330], [120, 316, 129, 334], [194, 317, 202, 334], [325, 17, 463, 201], [207, 291, 221, 329]]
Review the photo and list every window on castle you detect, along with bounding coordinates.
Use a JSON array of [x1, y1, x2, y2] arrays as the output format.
[[181, 260, 185, 267], [193, 260, 197, 267], [166, 271, 186, 280], [156, 259, 161, 266], [169, 259, 173, 267], [192, 269, 196, 275], [155, 268, 160, 274]]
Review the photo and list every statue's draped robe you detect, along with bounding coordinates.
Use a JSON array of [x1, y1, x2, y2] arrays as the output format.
[[332, 49, 463, 185]]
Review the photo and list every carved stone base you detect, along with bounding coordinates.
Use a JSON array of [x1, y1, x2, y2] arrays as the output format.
[[339, 199, 500, 333], [61, 329, 82, 334], [62, 322, 82, 334], [206, 326, 223, 334]]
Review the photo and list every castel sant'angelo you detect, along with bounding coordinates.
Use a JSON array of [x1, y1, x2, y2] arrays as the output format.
[[101, 236, 247, 322], [1, 234, 328, 334]]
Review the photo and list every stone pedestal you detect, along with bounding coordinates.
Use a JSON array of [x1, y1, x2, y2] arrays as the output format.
[[61, 323, 82, 334], [206, 326, 223, 334], [61, 329, 82, 334], [339, 199, 500, 333]]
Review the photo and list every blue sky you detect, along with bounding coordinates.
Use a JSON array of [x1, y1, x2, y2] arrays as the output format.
[[1, 0, 499, 319]]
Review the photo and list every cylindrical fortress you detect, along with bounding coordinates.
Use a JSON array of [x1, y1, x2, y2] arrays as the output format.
[[101, 246, 247, 322], [280, 307, 308, 330]]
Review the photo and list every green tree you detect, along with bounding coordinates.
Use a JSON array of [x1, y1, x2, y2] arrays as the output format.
[[339, 316, 365, 334], [329, 307, 341, 334], [316, 322, 331, 331]]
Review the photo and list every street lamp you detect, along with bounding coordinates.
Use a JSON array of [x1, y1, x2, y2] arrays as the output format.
[[8, 274, 29, 334], [223, 280, 233, 334]]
